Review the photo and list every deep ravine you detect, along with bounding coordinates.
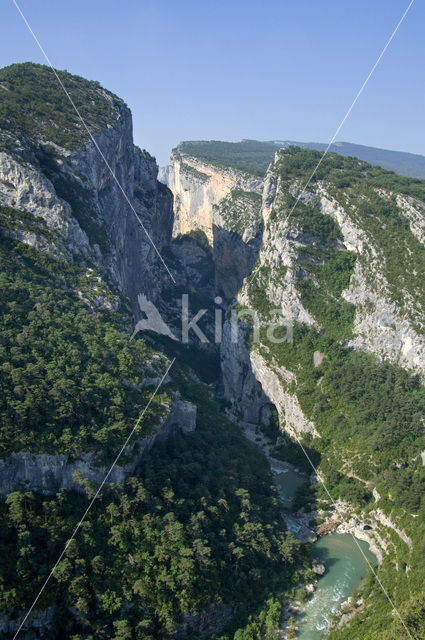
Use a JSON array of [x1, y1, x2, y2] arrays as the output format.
[[169, 142, 425, 639], [241, 422, 377, 639], [2, 65, 425, 640]]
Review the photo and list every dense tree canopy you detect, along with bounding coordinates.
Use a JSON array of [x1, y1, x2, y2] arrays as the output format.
[[0, 418, 300, 639], [0, 233, 168, 455]]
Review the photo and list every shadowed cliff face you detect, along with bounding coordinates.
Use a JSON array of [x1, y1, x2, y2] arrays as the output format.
[[0, 63, 175, 317], [62, 108, 175, 313], [168, 148, 264, 301], [212, 224, 262, 301], [0, 64, 303, 640], [217, 145, 425, 640]]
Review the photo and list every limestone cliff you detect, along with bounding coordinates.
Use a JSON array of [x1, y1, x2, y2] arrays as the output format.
[[0, 63, 174, 316], [224, 147, 425, 440], [169, 149, 262, 243], [168, 146, 263, 300], [0, 395, 196, 496]]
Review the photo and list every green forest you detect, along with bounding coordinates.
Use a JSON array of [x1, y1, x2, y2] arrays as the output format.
[[247, 147, 425, 639], [0, 408, 301, 639], [0, 62, 121, 151], [0, 228, 169, 457], [174, 141, 278, 176]]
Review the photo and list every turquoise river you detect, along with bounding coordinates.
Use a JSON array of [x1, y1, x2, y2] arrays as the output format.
[[272, 465, 377, 639]]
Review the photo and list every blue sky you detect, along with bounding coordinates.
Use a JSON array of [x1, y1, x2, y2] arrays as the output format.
[[1, 0, 423, 166]]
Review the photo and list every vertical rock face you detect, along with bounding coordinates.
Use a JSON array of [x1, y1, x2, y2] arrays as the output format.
[[169, 149, 263, 242], [0, 63, 188, 487], [0, 64, 174, 316], [220, 145, 425, 439], [169, 151, 239, 242], [47, 104, 175, 314], [220, 318, 269, 425], [168, 147, 264, 300]]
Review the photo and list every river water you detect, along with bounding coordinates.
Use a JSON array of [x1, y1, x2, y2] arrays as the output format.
[[296, 534, 376, 639], [271, 464, 376, 639]]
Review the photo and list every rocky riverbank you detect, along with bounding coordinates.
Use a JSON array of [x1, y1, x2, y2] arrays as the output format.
[[315, 501, 386, 566], [239, 422, 382, 640], [240, 421, 317, 543]]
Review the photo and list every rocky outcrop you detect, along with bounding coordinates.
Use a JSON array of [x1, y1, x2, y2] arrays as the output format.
[[1, 97, 174, 317], [396, 193, 425, 244], [174, 602, 237, 640], [372, 508, 412, 550], [241, 160, 315, 326], [0, 396, 196, 496], [169, 153, 233, 243], [0, 151, 90, 257], [0, 607, 54, 639], [342, 259, 425, 373], [319, 190, 425, 374], [250, 350, 318, 437], [168, 149, 264, 300], [169, 151, 262, 243], [312, 561, 326, 576], [316, 520, 341, 536]]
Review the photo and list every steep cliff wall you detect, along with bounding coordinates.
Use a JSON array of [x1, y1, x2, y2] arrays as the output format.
[[224, 147, 425, 438], [168, 147, 263, 300], [0, 395, 196, 496], [169, 150, 262, 242], [0, 64, 174, 316], [63, 113, 174, 312]]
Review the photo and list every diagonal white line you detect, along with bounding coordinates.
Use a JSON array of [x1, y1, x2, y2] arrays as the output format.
[[12, 0, 176, 284], [281, 0, 415, 241], [11, 357, 175, 640], [273, 1, 416, 636], [10, 0, 416, 638], [288, 431, 414, 639]]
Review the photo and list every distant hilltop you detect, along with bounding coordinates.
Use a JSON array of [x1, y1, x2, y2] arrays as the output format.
[[268, 140, 425, 180], [168, 138, 425, 179]]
